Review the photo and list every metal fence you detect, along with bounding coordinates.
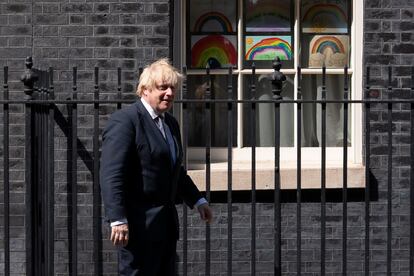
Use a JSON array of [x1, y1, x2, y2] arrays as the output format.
[[1, 57, 414, 276]]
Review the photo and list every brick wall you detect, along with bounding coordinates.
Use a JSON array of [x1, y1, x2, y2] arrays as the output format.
[[0, 0, 413, 275], [0, 1, 171, 276]]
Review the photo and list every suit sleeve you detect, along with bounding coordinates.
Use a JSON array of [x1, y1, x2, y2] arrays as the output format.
[[177, 167, 203, 208], [170, 116, 203, 208], [100, 110, 135, 222]]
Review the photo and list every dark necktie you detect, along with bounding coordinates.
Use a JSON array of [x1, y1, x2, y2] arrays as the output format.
[[155, 116, 176, 165]]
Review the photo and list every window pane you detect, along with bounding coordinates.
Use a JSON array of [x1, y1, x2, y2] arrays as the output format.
[[245, 0, 291, 32], [300, 0, 351, 69], [190, 35, 238, 69], [189, 0, 236, 33], [301, 0, 349, 34], [243, 0, 294, 69], [245, 35, 293, 61], [301, 75, 352, 147], [186, 75, 238, 147], [188, 0, 237, 69], [243, 74, 294, 147], [301, 34, 350, 68]]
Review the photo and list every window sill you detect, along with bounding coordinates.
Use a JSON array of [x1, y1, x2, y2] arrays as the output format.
[[187, 161, 365, 191]]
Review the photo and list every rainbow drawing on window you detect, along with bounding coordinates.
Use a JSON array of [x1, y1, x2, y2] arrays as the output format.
[[191, 35, 237, 68], [302, 3, 347, 33], [193, 11, 234, 33], [245, 0, 290, 32], [309, 35, 349, 68], [245, 36, 292, 61]]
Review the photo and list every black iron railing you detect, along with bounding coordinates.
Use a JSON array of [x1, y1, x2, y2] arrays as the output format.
[[1, 58, 414, 276]]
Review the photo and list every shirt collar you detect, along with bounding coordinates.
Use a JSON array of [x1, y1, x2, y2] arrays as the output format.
[[140, 97, 163, 120]]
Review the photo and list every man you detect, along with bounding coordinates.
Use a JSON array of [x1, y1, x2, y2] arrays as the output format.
[[100, 58, 213, 275]]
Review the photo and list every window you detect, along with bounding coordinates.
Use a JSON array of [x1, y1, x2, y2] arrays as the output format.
[[174, 0, 363, 166]]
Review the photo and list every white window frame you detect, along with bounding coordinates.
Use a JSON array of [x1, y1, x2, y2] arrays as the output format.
[[176, 0, 364, 167]]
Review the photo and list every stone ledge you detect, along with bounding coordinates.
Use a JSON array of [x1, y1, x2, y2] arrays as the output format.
[[187, 162, 365, 191]]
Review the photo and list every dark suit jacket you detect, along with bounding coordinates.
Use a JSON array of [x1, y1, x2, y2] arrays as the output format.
[[100, 100, 202, 241]]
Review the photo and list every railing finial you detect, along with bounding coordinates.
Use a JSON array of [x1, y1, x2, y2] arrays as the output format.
[[271, 57, 286, 100], [21, 57, 38, 99]]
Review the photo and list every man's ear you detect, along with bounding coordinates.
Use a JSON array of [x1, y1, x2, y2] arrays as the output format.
[[142, 87, 149, 96]]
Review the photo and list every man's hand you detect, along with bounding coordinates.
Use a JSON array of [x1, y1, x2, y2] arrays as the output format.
[[110, 223, 129, 247], [197, 203, 213, 224]]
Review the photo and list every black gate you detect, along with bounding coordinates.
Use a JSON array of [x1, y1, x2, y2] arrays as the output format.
[[1, 57, 414, 275]]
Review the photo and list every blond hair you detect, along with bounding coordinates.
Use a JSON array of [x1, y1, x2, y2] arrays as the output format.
[[136, 58, 182, 96]]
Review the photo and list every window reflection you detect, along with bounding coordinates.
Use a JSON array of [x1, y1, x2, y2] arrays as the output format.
[[243, 74, 294, 147], [186, 75, 238, 147], [301, 75, 352, 147]]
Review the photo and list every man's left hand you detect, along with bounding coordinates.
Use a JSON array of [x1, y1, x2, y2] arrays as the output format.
[[197, 203, 213, 224]]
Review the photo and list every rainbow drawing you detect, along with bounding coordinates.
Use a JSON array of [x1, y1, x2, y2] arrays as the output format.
[[245, 36, 292, 61], [309, 35, 349, 68], [245, 0, 290, 32], [193, 11, 234, 33], [191, 35, 237, 68], [302, 3, 347, 33], [311, 36, 345, 54]]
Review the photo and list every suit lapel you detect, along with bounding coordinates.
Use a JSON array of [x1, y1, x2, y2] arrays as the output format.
[[134, 100, 171, 155]]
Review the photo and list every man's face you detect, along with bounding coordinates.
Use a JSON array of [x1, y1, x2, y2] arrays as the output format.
[[142, 81, 176, 114]]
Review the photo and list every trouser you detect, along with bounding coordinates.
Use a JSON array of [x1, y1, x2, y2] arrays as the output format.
[[118, 237, 177, 276]]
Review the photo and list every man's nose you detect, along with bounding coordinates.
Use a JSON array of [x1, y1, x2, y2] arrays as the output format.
[[165, 87, 174, 96]]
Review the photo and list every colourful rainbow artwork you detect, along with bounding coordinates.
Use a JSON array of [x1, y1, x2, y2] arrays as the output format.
[[193, 11, 234, 33], [191, 35, 237, 68], [245, 0, 290, 32], [245, 36, 292, 61], [311, 36, 345, 54], [302, 3, 347, 33], [309, 35, 349, 68]]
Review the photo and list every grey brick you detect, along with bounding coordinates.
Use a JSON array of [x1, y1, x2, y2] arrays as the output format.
[[110, 3, 144, 13], [2, 4, 31, 13], [153, 3, 169, 13], [0, 47, 31, 58], [0, 26, 31, 35], [86, 37, 119, 47], [94, 26, 109, 35], [120, 14, 137, 25], [393, 43, 414, 54], [120, 37, 135, 47], [154, 25, 169, 35], [143, 37, 168, 47], [93, 48, 109, 58], [61, 3, 93, 13], [142, 14, 169, 24], [42, 4, 59, 14], [35, 14, 68, 25], [8, 15, 27, 25], [110, 26, 144, 35], [70, 15, 85, 25], [94, 4, 109, 13], [401, 9, 413, 18], [34, 37, 68, 47], [59, 48, 93, 58], [87, 14, 119, 25], [392, 21, 414, 31], [60, 26, 93, 36], [110, 48, 144, 59], [366, 9, 401, 19], [364, 21, 381, 32]]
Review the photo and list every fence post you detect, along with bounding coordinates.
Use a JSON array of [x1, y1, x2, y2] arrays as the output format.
[[3, 66, 10, 276], [271, 57, 285, 275], [21, 57, 38, 276]]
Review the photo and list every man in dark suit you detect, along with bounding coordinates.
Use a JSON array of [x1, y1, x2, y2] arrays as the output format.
[[100, 59, 213, 275]]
